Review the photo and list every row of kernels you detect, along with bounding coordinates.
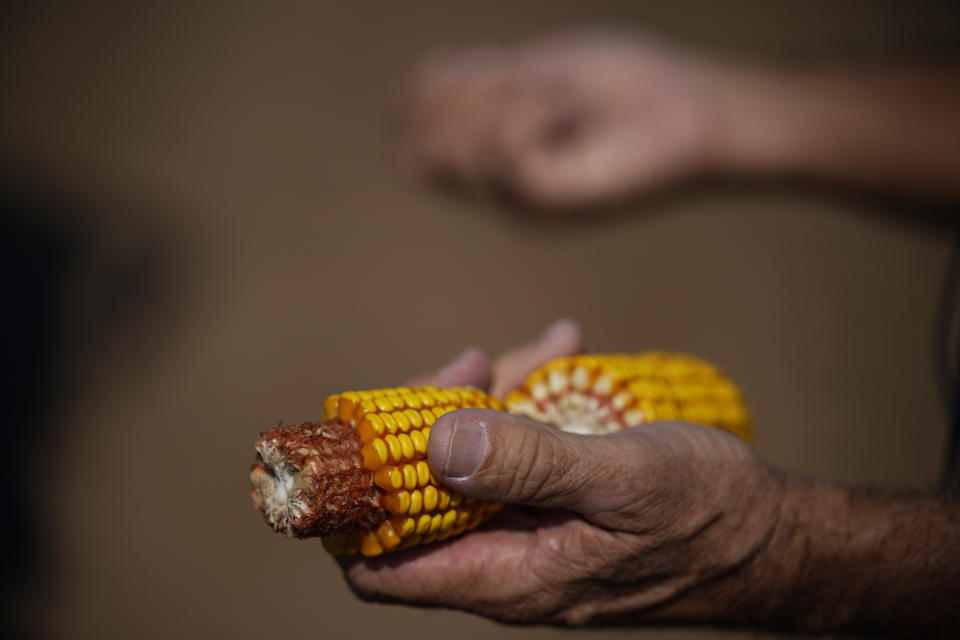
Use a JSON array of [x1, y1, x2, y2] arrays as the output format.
[[374, 461, 433, 492], [321, 534, 360, 556], [323, 386, 500, 423], [359, 401, 483, 470], [397, 504, 465, 538], [415, 386, 502, 409], [356, 399, 499, 447], [359, 427, 432, 470], [357, 504, 495, 556], [330, 502, 504, 557], [395, 513, 464, 551], [357, 409, 433, 441], [383, 484, 460, 516]]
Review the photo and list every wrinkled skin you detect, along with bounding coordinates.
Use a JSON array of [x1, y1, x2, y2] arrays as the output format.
[[338, 320, 786, 625]]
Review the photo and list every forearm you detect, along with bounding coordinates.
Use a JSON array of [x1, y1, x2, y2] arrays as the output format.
[[656, 476, 960, 634], [773, 478, 960, 634], [707, 62, 960, 201]]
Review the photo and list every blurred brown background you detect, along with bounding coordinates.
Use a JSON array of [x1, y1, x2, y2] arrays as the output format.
[[2, 1, 959, 638]]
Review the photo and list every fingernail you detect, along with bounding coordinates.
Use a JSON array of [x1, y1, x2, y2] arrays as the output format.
[[443, 415, 488, 478]]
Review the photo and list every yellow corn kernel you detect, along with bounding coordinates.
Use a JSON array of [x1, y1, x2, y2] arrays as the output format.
[[392, 517, 415, 538], [415, 513, 432, 535], [423, 485, 438, 511], [440, 510, 457, 532], [374, 465, 403, 491], [393, 411, 411, 432], [402, 464, 418, 490], [398, 434, 415, 459], [401, 393, 422, 410], [338, 392, 360, 421], [385, 490, 411, 515], [437, 488, 451, 511], [416, 391, 436, 407], [353, 399, 377, 422], [360, 439, 388, 471], [360, 531, 383, 557], [357, 414, 385, 443], [384, 434, 402, 462], [380, 412, 398, 434], [409, 490, 423, 515], [404, 408, 423, 428], [377, 521, 402, 550], [323, 395, 339, 419], [415, 461, 431, 486], [410, 430, 427, 454]]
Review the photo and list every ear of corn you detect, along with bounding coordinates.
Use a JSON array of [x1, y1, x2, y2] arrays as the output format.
[[505, 353, 751, 441], [250, 353, 750, 557], [251, 386, 505, 557]]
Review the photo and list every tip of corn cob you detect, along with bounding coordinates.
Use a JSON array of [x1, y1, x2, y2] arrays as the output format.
[[250, 420, 385, 538], [250, 386, 508, 555]]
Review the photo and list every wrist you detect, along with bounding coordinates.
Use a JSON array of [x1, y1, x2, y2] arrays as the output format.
[[745, 476, 960, 635], [699, 63, 814, 177], [641, 473, 848, 631], [757, 475, 854, 631]]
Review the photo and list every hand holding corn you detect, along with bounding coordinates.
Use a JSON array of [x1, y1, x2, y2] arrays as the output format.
[[251, 320, 749, 555], [332, 322, 782, 624], [333, 323, 960, 634]]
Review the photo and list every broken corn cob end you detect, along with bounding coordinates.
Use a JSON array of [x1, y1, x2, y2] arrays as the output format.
[[250, 386, 506, 556]]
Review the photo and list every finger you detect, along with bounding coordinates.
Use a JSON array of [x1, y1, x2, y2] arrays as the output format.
[[490, 318, 584, 397], [404, 347, 492, 389], [427, 407, 640, 527], [338, 522, 541, 617], [398, 50, 515, 183]]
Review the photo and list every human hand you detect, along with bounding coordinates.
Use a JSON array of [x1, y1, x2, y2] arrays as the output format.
[[398, 32, 726, 210], [339, 321, 787, 626]]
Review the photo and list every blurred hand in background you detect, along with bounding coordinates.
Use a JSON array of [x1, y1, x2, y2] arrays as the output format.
[[398, 33, 715, 209], [398, 31, 960, 209]]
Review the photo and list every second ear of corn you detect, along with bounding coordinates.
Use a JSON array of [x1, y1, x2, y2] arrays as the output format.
[[250, 353, 750, 557]]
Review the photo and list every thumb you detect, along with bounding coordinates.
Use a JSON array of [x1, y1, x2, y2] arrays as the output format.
[[427, 408, 636, 524]]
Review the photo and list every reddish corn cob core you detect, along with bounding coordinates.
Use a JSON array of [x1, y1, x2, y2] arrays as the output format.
[[251, 386, 505, 556], [250, 420, 383, 537], [250, 353, 750, 556]]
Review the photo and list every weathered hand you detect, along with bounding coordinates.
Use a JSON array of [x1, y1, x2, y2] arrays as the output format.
[[398, 32, 722, 210], [339, 321, 786, 626]]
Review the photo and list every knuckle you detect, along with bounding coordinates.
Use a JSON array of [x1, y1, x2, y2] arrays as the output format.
[[506, 428, 571, 503]]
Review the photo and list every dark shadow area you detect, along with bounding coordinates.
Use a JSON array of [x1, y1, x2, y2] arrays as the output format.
[[0, 172, 195, 638]]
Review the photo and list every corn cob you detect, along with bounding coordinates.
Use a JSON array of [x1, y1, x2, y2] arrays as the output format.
[[250, 386, 506, 557], [505, 353, 751, 441], [249, 353, 750, 557]]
